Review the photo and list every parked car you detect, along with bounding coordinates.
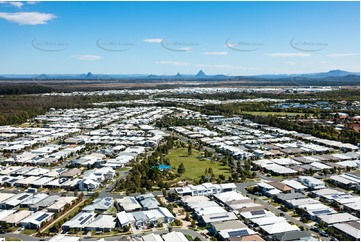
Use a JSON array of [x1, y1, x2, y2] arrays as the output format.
[[331, 237, 339, 241], [320, 231, 329, 237], [311, 226, 320, 233]]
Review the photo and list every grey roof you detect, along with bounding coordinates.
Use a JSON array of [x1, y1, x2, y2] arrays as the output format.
[[82, 197, 114, 211], [60, 168, 81, 177], [132, 211, 147, 222], [275, 192, 306, 201], [136, 193, 155, 201], [30, 195, 60, 209], [273, 231, 312, 241], [140, 198, 159, 210], [212, 220, 247, 232]]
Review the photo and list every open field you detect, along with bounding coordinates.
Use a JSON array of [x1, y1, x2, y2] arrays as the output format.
[[166, 148, 230, 182]]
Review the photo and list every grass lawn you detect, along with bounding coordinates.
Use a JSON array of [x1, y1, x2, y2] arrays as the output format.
[[166, 148, 230, 182], [20, 229, 37, 235], [5, 238, 21, 241], [117, 167, 131, 172], [242, 111, 310, 116]]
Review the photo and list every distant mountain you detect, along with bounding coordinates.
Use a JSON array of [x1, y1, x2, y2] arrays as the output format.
[[0, 70, 358, 83], [300, 70, 359, 79], [254, 70, 359, 79], [196, 70, 206, 78], [36, 74, 50, 79]]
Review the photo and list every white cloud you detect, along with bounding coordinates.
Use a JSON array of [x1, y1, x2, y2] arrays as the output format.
[[0, 12, 56, 25], [0, 1, 24, 8], [27, 1, 39, 4], [202, 51, 228, 55], [155, 61, 190, 66], [72, 55, 101, 61], [266, 52, 311, 57], [143, 38, 163, 43], [327, 53, 359, 57]]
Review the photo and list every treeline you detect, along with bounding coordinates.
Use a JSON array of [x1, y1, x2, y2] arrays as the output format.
[[244, 114, 360, 145], [155, 115, 207, 128], [0, 84, 54, 95], [157, 89, 360, 101], [0, 94, 146, 126]]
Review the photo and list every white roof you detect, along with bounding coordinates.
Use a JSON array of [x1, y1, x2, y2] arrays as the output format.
[[202, 212, 238, 223], [220, 183, 237, 189], [310, 161, 331, 170], [21, 193, 49, 206], [47, 196, 77, 211], [0, 193, 16, 203], [158, 207, 174, 219], [143, 233, 164, 241], [333, 222, 360, 239], [219, 228, 257, 239], [288, 198, 319, 207], [282, 180, 307, 190], [318, 213, 359, 225], [162, 231, 188, 242], [0, 209, 17, 220], [85, 215, 116, 229], [313, 188, 342, 196], [21, 211, 53, 226], [49, 235, 80, 241], [251, 215, 286, 226], [116, 211, 135, 226], [261, 222, 300, 234], [4, 193, 33, 207], [2, 210, 33, 224], [62, 211, 96, 228], [195, 206, 227, 216], [117, 196, 142, 211], [214, 191, 247, 203]]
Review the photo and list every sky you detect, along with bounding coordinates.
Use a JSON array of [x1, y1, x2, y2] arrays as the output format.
[[0, 1, 360, 75]]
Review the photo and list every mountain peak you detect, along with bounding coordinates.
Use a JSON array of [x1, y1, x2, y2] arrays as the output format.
[[196, 70, 206, 77]]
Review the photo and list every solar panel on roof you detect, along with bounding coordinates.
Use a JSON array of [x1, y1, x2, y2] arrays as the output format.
[[9, 179, 17, 183], [80, 214, 93, 225], [35, 213, 49, 222], [104, 202, 111, 206], [251, 210, 265, 216], [105, 197, 112, 201], [228, 229, 249, 238], [313, 210, 332, 215], [209, 215, 230, 220], [18, 194, 30, 200], [130, 198, 138, 204]]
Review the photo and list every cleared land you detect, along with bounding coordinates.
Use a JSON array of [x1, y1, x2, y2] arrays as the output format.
[[166, 148, 230, 182]]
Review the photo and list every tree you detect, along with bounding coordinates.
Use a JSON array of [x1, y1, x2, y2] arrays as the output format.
[[178, 163, 185, 175], [188, 141, 192, 156]]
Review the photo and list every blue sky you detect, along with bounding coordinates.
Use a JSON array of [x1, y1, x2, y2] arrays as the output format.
[[0, 1, 359, 75]]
